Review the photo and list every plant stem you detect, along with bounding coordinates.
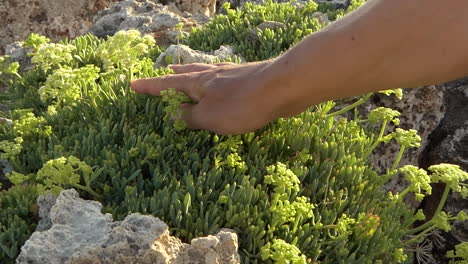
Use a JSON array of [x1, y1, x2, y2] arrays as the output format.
[[391, 146, 406, 171], [398, 187, 411, 201], [292, 216, 302, 233], [366, 120, 388, 156], [434, 184, 450, 217], [314, 224, 338, 230], [403, 225, 436, 246], [407, 185, 450, 235], [327, 93, 373, 118], [0, 79, 9, 87], [71, 183, 102, 199]]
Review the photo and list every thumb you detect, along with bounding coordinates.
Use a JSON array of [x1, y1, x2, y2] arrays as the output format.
[[179, 103, 233, 135], [178, 103, 207, 131]]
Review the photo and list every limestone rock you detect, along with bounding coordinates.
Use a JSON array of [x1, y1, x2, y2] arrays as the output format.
[[5, 42, 33, 72], [0, 159, 13, 191], [5, 42, 28, 63], [154, 44, 244, 68], [311, 11, 330, 25], [89, 0, 209, 46], [334, 87, 445, 181], [173, 0, 217, 17], [420, 82, 468, 171], [17, 189, 240, 264], [416, 80, 468, 263], [366, 86, 446, 197], [330, 86, 445, 207], [17, 189, 114, 264], [35, 192, 57, 231], [90, 1, 183, 38], [0, 0, 117, 54]]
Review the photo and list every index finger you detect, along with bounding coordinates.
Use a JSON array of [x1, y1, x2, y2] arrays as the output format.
[[131, 73, 202, 101]]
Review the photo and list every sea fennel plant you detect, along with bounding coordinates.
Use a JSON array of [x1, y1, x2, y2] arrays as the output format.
[[0, 1, 467, 263]]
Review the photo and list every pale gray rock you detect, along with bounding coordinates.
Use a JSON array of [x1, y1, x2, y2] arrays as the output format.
[[89, 0, 209, 46], [311, 11, 330, 25], [417, 81, 468, 263], [0, 160, 12, 175], [331, 86, 445, 208], [90, 1, 186, 38], [334, 87, 445, 179], [5, 42, 32, 72], [35, 192, 57, 231], [17, 189, 113, 264], [154, 44, 244, 68], [174, 229, 240, 263], [0, 0, 116, 54], [18, 189, 240, 264], [67, 213, 171, 264], [368, 86, 446, 196], [0, 117, 13, 126], [173, 0, 217, 17], [5, 42, 27, 62], [0, 159, 13, 191]]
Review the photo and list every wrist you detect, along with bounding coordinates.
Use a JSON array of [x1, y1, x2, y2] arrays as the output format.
[[261, 31, 345, 118]]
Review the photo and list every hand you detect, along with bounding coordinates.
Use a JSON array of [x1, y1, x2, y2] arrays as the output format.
[[131, 61, 281, 135]]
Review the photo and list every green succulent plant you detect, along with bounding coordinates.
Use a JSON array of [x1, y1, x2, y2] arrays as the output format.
[[0, 1, 466, 263], [186, 0, 364, 62], [0, 185, 38, 264]]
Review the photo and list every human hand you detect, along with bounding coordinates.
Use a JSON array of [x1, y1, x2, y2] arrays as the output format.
[[131, 61, 283, 135]]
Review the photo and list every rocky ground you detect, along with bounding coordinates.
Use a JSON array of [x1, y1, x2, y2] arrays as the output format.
[[1, 0, 467, 263], [17, 189, 240, 264], [0, 0, 120, 55]]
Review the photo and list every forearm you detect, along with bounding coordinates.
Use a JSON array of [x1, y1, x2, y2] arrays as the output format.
[[264, 0, 468, 117]]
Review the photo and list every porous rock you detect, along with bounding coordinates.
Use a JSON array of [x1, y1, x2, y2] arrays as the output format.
[[332, 78, 466, 264], [368, 86, 445, 194], [333, 87, 444, 188], [89, 0, 209, 46], [0, 0, 117, 54], [172, 0, 217, 17], [332, 86, 445, 207], [17, 189, 240, 264], [420, 81, 468, 171], [35, 192, 57, 231], [154, 44, 244, 68], [0, 159, 13, 191], [4, 42, 33, 73], [417, 80, 468, 263], [351, 80, 467, 264], [311, 11, 330, 25]]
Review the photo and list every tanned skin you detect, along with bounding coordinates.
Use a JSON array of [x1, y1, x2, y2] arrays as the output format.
[[131, 0, 468, 135]]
